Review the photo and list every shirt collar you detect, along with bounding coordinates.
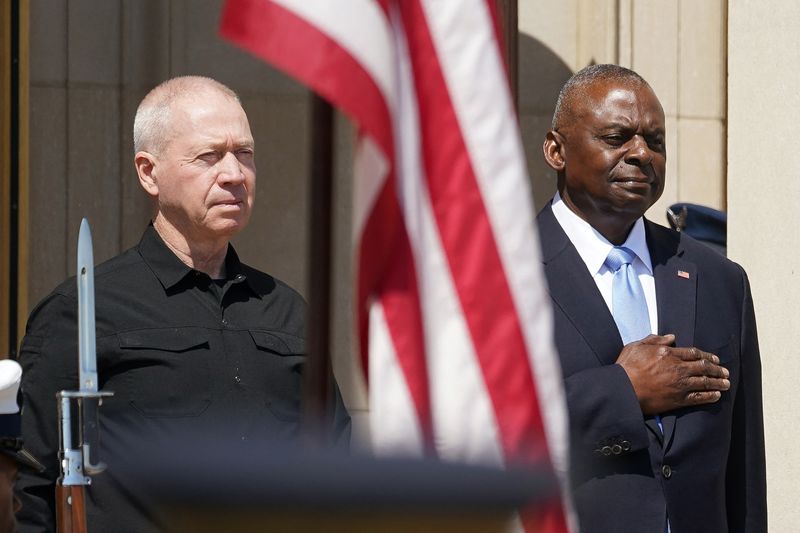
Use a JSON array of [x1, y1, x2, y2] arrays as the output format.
[[137, 224, 253, 292], [551, 192, 653, 275]]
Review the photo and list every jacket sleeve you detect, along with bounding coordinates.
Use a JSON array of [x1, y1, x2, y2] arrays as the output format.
[[16, 292, 80, 533], [726, 269, 767, 532], [564, 363, 650, 458]]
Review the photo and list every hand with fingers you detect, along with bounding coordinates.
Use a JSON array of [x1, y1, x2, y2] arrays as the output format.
[[615, 333, 730, 415]]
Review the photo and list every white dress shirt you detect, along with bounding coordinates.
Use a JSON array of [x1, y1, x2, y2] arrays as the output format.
[[551, 192, 658, 338]]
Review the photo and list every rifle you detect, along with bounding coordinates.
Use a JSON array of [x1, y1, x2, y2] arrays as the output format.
[[56, 219, 113, 533]]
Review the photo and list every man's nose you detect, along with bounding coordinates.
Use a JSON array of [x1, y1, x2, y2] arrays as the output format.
[[624, 135, 653, 166], [217, 152, 246, 184]]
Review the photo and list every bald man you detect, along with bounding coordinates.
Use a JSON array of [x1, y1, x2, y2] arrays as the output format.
[[17, 76, 350, 532], [538, 65, 766, 532]]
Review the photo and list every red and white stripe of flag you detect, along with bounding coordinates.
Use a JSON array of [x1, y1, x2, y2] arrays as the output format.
[[220, 1, 573, 530]]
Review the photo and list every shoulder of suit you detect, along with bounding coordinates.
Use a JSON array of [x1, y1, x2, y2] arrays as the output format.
[[646, 219, 747, 278]]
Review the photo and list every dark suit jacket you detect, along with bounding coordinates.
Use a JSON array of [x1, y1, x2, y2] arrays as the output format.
[[537, 203, 766, 533]]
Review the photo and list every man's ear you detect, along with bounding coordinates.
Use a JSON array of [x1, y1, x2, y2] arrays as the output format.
[[542, 130, 566, 172], [135, 151, 159, 198]]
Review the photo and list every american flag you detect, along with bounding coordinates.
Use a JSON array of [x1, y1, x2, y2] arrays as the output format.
[[220, 1, 572, 530]]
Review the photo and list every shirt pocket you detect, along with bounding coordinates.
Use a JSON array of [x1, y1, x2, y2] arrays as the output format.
[[118, 327, 212, 418], [248, 330, 305, 422]]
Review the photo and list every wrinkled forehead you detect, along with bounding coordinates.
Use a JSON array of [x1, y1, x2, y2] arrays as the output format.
[[172, 88, 245, 119], [166, 91, 252, 140], [568, 81, 665, 131]]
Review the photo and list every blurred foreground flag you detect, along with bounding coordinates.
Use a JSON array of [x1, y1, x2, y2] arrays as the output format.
[[220, 1, 573, 530]]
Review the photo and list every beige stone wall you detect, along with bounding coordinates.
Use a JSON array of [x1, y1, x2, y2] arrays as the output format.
[[519, 0, 727, 222], [728, 2, 800, 529]]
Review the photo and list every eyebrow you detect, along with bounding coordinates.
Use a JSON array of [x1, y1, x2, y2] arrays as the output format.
[[190, 138, 255, 152], [597, 122, 665, 134]]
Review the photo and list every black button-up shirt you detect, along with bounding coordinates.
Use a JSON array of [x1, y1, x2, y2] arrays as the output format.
[[17, 225, 350, 532]]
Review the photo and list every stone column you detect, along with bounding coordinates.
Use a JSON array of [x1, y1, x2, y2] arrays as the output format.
[[728, 2, 800, 529]]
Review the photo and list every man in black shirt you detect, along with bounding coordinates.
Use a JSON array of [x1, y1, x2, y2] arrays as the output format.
[[17, 76, 350, 532]]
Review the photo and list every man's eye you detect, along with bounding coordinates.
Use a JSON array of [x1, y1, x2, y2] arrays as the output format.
[[603, 135, 625, 145], [198, 152, 219, 163]]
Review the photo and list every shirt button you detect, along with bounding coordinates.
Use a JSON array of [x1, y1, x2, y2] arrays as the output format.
[[234, 375, 241, 383], [221, 318, 228, 326], [662, 464, 672, 479]]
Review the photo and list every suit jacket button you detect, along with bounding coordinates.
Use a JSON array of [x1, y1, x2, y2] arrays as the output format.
[[611, 444, 622, 455], [621, 440, 631, 451], [662, 464, 672, 479], [601, 446, 612, 456]]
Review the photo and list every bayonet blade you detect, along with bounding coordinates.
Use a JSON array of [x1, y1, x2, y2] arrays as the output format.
[[77, 218, 98, 393], [77, 218, 107, 473]]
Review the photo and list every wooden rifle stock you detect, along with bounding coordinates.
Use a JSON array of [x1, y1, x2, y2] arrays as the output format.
[[56, 392, 110, 533], [56, 484, 87, 533]]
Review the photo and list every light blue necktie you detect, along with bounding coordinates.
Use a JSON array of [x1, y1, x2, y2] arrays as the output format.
[[606, 248, 663, 428], [605, 246, 651, 344], [606, 246, 668, 530]]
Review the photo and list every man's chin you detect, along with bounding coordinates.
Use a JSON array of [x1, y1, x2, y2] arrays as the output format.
[[610, 190, 660, 217], [208, 217, 250, 238]]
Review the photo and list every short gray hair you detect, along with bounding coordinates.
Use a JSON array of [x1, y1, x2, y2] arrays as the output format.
[[551, 64, 648, 131], [133, 76, 240, 155]]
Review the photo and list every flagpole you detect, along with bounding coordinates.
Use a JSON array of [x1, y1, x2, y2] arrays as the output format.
[[303, 93, 334, 443]]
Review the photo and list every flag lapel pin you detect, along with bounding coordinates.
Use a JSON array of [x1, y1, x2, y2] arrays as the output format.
[[677, 270, 690, 279]]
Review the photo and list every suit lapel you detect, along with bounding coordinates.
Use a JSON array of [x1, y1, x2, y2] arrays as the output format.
[[538, 204, 623, 366], [646, 220, 697, 449]]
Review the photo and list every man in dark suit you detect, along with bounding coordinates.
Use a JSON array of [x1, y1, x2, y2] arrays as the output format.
[[538, 64, 766, 532]]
